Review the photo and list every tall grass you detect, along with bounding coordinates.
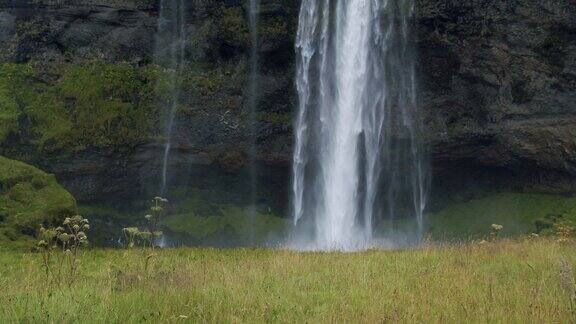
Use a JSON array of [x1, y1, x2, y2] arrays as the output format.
[[0, 239, 575, 323]]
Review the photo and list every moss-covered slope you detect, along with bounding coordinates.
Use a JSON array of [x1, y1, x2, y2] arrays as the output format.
[[0, 156, 77, 249], [427, 192, 576, 240]]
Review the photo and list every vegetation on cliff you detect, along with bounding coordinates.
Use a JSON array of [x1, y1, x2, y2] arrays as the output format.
[[0, 62, 166, 156], [0, 156, 77, 250]]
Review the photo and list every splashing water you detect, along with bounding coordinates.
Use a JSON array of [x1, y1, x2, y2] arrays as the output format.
[[156, 0, 186, 196], [292, 0, 427, 251]]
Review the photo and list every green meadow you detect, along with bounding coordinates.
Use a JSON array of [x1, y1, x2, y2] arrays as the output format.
[[1, 239, 575, 323]]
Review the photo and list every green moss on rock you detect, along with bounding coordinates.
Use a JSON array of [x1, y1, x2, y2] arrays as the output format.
[[218, 6, 250, 49], [55, 61, 158, 149], [259, 15, 293, 50], [0, 64, 34, 143], [257, 112, 291, 126], [0, 61, 166, 155], [0, 156, 77, 250]]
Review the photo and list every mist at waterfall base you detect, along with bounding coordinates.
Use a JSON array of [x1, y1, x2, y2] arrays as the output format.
[[290, 0, 428, 251]]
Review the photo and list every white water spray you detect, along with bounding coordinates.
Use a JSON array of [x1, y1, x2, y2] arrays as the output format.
[[292, 0, 427, 251]]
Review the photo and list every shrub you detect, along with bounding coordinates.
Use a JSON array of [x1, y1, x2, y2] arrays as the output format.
[[490, 224, 503, 241], [36, 215, 90, 282], [145, 197, 168, 249], [121, 196, 168, 250], [556, 222, 574, 244]]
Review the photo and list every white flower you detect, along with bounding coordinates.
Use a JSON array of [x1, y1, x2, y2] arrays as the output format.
[[491, 224, 503, 232]]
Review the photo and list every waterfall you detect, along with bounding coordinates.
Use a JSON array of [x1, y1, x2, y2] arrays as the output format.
[[292, 0, 427, 251], [155, 0, 186, 196], [247, 0, 260, 244]]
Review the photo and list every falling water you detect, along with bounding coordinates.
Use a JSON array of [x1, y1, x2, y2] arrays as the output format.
[[292, 0, 427, 251], [155, 0, 186, 196], [247, 0, 260, 244]]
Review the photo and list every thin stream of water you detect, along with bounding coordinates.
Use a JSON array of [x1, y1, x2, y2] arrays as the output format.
[[156, 0, 186, 196], [247, 0, 261, 245]]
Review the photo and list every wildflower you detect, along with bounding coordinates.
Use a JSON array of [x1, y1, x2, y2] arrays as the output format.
[[63, 218, 71, 225], [123, 227, 139, 235], [558, 237, 569, 244], [488, 224, 504, 242], [555, 223, 573, 242], [73, 224, 80, 232], [59, 233, 70, 242], [83, 224, 90, 230], [491, 224, 503, 232]]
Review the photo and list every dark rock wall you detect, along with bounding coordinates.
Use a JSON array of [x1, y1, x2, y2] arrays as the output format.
[[417, 0, 576, 191], [0, 0, 157, 63], [0, 0, 575, 202]]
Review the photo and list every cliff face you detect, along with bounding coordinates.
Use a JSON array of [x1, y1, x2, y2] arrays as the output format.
[[0, 0, 575, 202], [417, 0, 576, 191], [0, 1, 157, 63]]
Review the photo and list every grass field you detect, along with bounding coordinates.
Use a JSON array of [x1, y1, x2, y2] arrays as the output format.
[[1, 239, 575, 323]]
